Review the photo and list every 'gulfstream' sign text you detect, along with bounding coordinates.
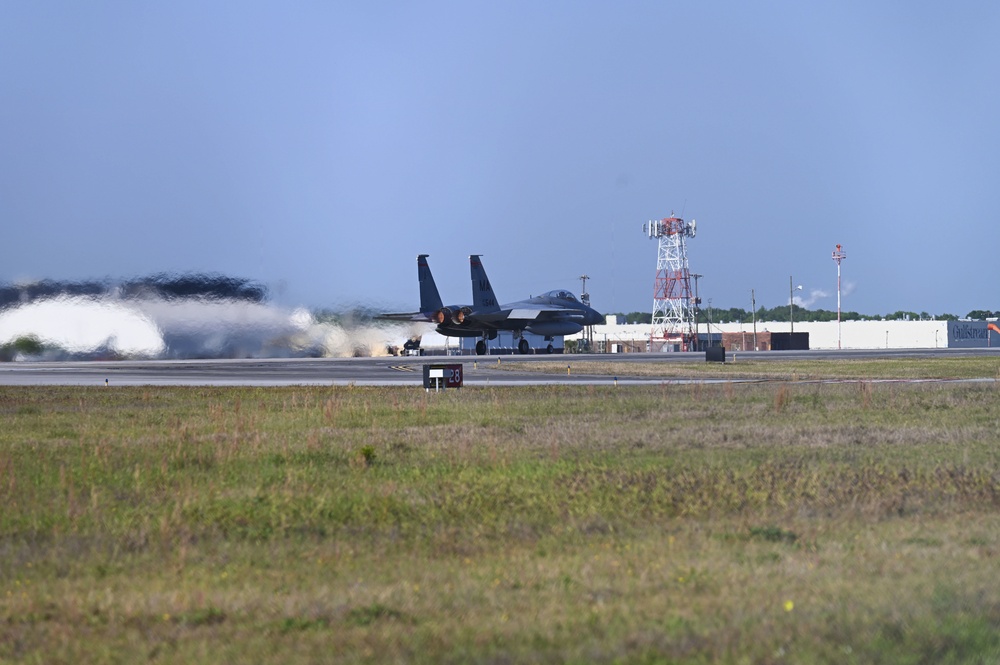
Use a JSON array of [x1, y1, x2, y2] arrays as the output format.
[[947, 321, 996, 347]]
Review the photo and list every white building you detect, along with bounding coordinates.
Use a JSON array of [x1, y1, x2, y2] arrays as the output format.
[[567, 317, 999, 351]]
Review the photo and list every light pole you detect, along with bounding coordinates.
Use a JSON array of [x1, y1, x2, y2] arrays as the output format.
[[789, 277, 803, 333], [832, 244, 847, 349], [751, 289, 757, 351]]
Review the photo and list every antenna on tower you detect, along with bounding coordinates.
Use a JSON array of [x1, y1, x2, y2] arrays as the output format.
[[643, 214, 699, 351]]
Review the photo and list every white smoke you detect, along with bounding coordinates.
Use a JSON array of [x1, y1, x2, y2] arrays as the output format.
[[0, 295, 410, 359], [793, 288, 830, 309], [0, 296, 164, 357]]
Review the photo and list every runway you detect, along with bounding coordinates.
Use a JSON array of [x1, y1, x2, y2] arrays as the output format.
[[1, 348, 998, 387]]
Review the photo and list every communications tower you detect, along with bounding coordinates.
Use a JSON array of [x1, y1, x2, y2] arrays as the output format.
[[643, 214, 697, 351]]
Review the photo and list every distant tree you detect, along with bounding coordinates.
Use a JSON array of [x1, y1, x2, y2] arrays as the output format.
[[609, 312, 651, 324], [884, 310, 921, 321], [938, 313, 959, 321], [966, 310, 995, 320], [712, 307, 750, 323]]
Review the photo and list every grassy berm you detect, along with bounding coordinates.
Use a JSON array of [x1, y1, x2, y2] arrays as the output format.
[[2, 375, 1000, 663]]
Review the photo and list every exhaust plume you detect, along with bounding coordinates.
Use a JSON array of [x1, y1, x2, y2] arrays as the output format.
[[0, 274, 409, 360]]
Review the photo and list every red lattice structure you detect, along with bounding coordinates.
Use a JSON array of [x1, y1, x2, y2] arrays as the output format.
[[643, 215, 697, 351]]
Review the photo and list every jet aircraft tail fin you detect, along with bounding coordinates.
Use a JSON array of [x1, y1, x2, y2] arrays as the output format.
[[470, 255, 500, 312], [418, 254, 444, 313]]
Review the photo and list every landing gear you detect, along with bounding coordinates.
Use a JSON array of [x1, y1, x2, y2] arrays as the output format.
[[546, 343, 554, 354], [518, 339, 530, 354], [475, 339, 487, 355]]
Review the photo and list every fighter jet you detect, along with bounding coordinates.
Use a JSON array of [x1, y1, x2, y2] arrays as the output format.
[[380, 255, 603, 354]]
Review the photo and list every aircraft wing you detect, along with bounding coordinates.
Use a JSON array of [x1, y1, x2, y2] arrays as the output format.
[[464, 304, 588, 328], [507, 308, 591, 322], [376, 311, 438, 324]]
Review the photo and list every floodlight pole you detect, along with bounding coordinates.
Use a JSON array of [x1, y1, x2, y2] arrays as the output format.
[[832, 244, 847, 349], [789, 276, 802, 334]]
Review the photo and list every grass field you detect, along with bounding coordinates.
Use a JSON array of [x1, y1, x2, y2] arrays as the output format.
[[500, 355, 1000, 380], [2, 364, 1000, 663]]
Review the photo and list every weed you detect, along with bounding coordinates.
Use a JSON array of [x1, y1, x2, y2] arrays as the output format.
[[357, 444, 376, 467], [748, 525, 798, 544], [773, 385, 788, 412], [279, 616, 330, 633], [345, 603, 411, 626], [175, 607, 226, 627], [859, 380, 873, 408]]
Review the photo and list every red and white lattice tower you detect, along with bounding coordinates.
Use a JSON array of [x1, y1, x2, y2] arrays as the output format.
[[643, 214, 697, 351]]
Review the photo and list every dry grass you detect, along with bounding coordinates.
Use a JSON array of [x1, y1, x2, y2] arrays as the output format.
[[1, 378, 999, 663], [500, 355, 1000, 380]]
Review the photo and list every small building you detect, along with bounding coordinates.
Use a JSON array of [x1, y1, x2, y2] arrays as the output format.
[[723, 331, 809, 351]]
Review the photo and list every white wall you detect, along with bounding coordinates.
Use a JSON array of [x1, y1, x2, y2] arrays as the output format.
[[569, 320, 953, 350]]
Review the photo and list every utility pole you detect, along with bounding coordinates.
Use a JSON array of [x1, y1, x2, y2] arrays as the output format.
[[579, 274, 592, 352], [832, 244, 847, 349], [751, 288, 757, 351], [691, 273, 702, 351], [707, 298, 713, 347]]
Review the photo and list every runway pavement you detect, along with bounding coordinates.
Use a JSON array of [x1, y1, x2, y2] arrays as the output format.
[[1, 348, 997, 387]]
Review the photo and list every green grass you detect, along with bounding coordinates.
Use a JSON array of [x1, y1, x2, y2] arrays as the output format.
[[1, 376, 999, 663], [502, 355, 1000, 380]]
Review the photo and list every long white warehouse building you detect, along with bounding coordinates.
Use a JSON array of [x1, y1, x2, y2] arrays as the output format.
[[568, 318, 1000, 352]]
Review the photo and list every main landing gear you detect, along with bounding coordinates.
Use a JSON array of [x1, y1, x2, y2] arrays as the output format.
[[475, 331, 498, 355]]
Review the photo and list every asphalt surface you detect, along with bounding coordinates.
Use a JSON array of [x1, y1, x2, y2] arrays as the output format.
[[1, 348, 998, 387]]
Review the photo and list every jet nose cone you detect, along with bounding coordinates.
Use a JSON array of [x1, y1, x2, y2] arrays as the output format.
[[586, 309, 603, 325]]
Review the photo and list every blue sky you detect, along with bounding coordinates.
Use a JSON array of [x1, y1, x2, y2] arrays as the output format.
[[2, 2, 998, 317]]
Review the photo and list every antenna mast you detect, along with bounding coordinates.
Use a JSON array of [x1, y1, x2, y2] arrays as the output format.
[[643, 214, 698, 351]]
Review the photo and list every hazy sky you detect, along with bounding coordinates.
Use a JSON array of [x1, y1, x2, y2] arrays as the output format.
[[2, 2, 998, 317]]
